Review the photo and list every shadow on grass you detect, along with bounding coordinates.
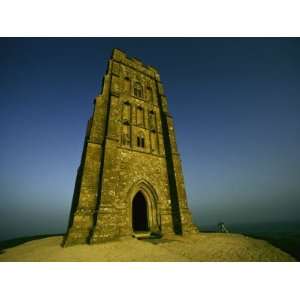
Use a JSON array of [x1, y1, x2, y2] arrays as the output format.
[[201, 230, 299, 261], [0, 233, 64, 254], [247, 232, 300, 262], [144, 238, 183, 245]]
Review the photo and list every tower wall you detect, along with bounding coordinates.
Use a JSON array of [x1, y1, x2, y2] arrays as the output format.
[[64, 49, 197, 246]]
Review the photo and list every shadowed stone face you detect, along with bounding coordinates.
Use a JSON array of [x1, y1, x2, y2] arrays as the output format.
[[63, 49, 197, 246]]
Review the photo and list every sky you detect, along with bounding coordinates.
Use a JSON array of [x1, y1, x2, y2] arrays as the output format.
[[0, 38, 300, 240]]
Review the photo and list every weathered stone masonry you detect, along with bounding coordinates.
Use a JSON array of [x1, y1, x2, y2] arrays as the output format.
[[63, 49, 197, 246]]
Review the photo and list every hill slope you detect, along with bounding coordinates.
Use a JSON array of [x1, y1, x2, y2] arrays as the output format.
[[0, 233, 295, 262]]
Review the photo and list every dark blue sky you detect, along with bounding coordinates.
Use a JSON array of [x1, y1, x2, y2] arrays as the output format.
[[0, 38, 300, 240]]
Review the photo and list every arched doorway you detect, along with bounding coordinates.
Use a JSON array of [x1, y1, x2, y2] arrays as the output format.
[[132, 191, 149, 232]]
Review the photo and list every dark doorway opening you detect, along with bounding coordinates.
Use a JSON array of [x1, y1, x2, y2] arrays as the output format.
[[132, 191, 149, 232]]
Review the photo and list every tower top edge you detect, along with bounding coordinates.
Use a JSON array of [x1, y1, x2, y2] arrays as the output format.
[[111, 48, 160, 78]]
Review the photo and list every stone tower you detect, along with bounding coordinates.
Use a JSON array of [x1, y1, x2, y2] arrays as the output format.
[[63, 49, 197, 246]]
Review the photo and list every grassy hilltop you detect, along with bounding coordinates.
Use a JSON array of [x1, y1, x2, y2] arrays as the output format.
[[0, 232, 295, 262]]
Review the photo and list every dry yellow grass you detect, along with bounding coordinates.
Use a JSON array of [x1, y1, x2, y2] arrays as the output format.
[[0, 233, 295, 262]]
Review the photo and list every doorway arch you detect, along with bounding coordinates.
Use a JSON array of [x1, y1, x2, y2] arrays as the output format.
[[132, 191, 149, 231], [127, 180, 160, 234]]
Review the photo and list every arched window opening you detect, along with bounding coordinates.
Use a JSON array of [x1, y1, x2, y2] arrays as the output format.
[[137, 132, 145, 148], [136, 106, 144, 127], [149, 110, 156, 131], [124, 77, 131, 94], [134, 82, 143, 98], [122, 125, 130, 146], [147, 87, 153, 102], [122, 101, 131, 124]]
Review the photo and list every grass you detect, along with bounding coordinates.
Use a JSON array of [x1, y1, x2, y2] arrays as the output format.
[[0, 233, 63, 254], [246, 232, 300, 261]]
